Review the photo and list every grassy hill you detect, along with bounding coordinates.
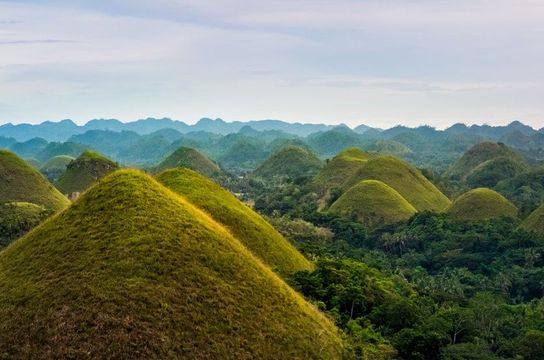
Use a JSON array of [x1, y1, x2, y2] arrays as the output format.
[[343, 155, 451, 212], [0, 150, 69, 211], [155, 146, 222, 176], [329, 180, 417, 228], [157, 168, 313, 275], [40, 155, 74, 181], [448, 188, 518, 221], [56, 150, 119, 195], [466, 156, 528, 188], [446, 142, 526, 183], [0, 170, 343, 359], [253, 145, 323, 179], [520, 203, 544, 234], [0, 202, 49, 247]]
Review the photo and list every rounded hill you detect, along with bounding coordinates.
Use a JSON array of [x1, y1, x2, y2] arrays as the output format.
[[253, 145, 323, 179], [448, 188, 518, 221], [157, 167, 313, 275], [0, 170, 343, 359], [155, 146, 221, 176], [40, 155, 74, 181], [55, 150, 119, 195], [342, 155, 451, 212], [329, 180, 417, 228], [520, 203, 544, 235], [0, 150, 69, 211]]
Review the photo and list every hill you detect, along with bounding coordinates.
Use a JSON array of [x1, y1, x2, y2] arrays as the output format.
[[40, 155, 74, 181], [0, 150, 69, 211], [0, 170, 343, 358], [56, 150, 119, 195], [446, 142, 526, 182], [448, 188, 518, 221], [0, 202, 49, 247], [520, 203, 544, 234], [253, 145, 323, 179], [329, 180, 417, 228], [343, 155, 451, 212], [466, 156, 528, 188], [157, 168, 313, 275], [155, 146, 221, 176]]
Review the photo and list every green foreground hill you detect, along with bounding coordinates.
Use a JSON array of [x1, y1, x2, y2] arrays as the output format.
[[157, 168, 313, 275], [253, 145, 323, 179], [448, 188, 518, 221], [520, 203, 544, 234], [329, 180, 417, 228], [0, 170, 343, 359], [0, 150, 69, 211], [56, 150, 118, 195], [155, 146, 222, 176]]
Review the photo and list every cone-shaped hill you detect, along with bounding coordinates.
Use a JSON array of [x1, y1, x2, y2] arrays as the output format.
[[155, 146, 222, 177], [40, 155, 74, 181], [446, 142, 527, 184], [253, 145, 323, 179], [448, 188, 518, 221], [329, 180, 417, 228], [342, 155, 451, 212], [0, 170, 343, 359], [0, 150, 69, 211], [56, 150, 119, 195], [157, 167, 313, 275], [520, 203, 544, 234]]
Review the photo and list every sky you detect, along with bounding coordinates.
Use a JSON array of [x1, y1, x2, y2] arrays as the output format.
[[0, 0, 543, 129]]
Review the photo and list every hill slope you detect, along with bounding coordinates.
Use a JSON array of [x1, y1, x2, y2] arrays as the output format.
[[40, 155, 74, 181], [0, 150, 69, 211], [343, 155, 451, 212], [0, 202, 49, 247], [253, 145, 323, 179], [155, 146, 221, 176], [520, 203, 544, 234], [448, 188, 518, 221], [157, 168, 313, 275], [329, 180, 417, 228], [0, 170, 343, 359], [55, 150, 118, 195]]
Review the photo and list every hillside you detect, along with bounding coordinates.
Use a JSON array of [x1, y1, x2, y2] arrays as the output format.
[[343, 155, 451, 212], [520, 203, 544, 234], [157, 168, 313, 275], [155, 146, 222, 176], [253, 145, 323, 179], [466, 156, 528, 188], [329, 180, 417, 228], [446, 142, 526, 182], [0, 150, 69, 211], [0, 170, 343, 359], [56, 150, 119, 195], [448, 188, 518, 221], [40, 155, 74, 181], [0, 202, 49, 247]]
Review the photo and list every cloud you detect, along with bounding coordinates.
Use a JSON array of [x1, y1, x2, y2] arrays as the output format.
[[0, 39, 77, 45]]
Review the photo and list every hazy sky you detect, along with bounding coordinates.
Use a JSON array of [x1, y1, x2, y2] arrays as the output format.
[[0, 0, 543, 128]]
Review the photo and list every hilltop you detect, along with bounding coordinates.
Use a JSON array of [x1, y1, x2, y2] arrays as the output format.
[[520, 203, 544, 235], [448, 188, 518, 221], [0, 170, 343, 358], [253, 145, 323, 179], [446, 142, 527, 185], [157, 168, 313, 275], [56, 150, 119, 195], [0, 150, 69, 211], [329, 180, 417, 228], [155, 146, 222, 176], [40, 155, 74, 181], [342, 155, 451, 212]]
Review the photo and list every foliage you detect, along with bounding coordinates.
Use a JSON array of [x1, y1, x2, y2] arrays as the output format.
[[0, 202, 50, 248]]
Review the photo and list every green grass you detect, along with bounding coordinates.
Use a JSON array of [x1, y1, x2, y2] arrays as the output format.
[[0, 202, 50, 248], [56, 150, 118, 195], [253, 145, 323, 179], [40, 155, 74, 181], [329, 180, 417, 228], [157, 168, 313, 275], [342, 155, 451, 212], [0, 169, 343, 359], [0, 150, 69, 212], [154, 146, 222, 176], [448, 188, 518, 221], [520, 203, 544, 234]]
